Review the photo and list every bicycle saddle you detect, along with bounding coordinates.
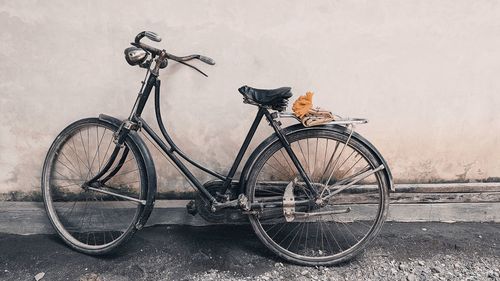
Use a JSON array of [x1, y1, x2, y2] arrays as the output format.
[[238, 85, 292, 110]]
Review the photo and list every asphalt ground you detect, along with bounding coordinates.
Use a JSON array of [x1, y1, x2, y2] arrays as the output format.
[[0, 222, 498, 281]]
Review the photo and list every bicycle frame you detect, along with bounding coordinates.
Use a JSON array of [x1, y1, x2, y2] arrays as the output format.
[[41, 31, 396, 265], [86, 70, 316, 208]]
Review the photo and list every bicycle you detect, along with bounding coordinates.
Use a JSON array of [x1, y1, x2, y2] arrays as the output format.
[[41, 31, 393, 266]]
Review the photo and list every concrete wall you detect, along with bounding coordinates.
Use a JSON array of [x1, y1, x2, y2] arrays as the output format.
[[1, 0, 499, 195]]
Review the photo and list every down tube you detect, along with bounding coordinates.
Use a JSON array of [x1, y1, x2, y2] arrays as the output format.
[[138, 118, 218, 204]]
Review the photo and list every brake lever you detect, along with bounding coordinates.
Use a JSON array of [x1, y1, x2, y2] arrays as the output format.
[[176, 60, 208, 77]]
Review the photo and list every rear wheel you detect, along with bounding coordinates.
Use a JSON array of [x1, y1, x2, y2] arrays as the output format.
[[41, 118, 147, 255], [246, 127, 389, 266]]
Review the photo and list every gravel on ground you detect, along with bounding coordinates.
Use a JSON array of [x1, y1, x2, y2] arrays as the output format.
[[0, 222, 498, 281]]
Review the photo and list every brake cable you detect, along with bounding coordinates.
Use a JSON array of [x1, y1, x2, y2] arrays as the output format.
[[174, 60, 208, 77]]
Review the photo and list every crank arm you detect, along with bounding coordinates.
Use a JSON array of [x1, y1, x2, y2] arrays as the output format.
[[212, 194, 253, 212], [212, 199, 239, 211], [321, 164, 385, 201], [86, 186, 146, 205]]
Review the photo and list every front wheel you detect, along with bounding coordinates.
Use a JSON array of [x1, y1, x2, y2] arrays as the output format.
[[246, 127, 390, 266], [41, 118, 148, 255]]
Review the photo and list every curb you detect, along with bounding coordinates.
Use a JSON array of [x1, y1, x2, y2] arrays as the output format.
[[1, 201, 499, 235], [1, 183, 499, 235]]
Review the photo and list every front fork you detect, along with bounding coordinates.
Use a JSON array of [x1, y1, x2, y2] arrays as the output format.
[[82, 120, 140, 199]]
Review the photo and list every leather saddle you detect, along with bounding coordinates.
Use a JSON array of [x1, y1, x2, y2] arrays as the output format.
[[238, 85, 292, 110]]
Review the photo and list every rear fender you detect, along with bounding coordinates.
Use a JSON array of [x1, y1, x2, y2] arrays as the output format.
[[239, 123, 394, 193]]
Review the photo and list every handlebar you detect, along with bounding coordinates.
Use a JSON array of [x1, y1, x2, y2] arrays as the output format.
[[135, 31, 161, 44], [132, 31, 216, 67], [165, 53, 216, 65]]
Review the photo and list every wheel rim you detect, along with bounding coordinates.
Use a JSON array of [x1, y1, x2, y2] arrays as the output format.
[[249, 132, 387, 262], [43, 121, 144, 250]]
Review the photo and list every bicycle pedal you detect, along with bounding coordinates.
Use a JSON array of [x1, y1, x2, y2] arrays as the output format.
[[186, 200, 198, 216]]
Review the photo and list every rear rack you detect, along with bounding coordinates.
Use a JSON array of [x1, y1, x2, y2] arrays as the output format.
[[277, 112, 368, 125]]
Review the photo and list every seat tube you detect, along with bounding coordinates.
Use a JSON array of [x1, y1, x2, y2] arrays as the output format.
[[262, 109, 318, 198], [221, 107, 265, 193]]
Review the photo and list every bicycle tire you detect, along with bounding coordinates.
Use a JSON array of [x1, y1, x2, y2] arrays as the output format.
[[246, 127, 390, 266], [41, 118, 148, 255]]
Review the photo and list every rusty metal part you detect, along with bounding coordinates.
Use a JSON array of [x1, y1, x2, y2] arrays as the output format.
[[283, 179, 297, 222]]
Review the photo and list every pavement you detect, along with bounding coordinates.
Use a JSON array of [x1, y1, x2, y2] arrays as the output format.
[[0, 222, 498, 281]]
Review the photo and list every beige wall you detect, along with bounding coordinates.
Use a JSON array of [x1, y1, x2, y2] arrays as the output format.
[[1, 0, 500, 194]]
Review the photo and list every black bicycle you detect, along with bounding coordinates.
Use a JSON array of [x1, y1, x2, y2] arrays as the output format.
[[41, 31, 393, 266]]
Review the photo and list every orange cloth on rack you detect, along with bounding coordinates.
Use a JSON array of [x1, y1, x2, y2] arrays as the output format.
[[292, 91, 314, 118]]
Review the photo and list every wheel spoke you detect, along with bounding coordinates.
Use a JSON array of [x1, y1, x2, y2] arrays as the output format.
[[323, 165, 384, 200], [44, 121, 144, 251], [249, 132, 388, 264]]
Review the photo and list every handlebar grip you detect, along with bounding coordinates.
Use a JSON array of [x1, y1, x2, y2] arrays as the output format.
[[135, 31, 162, 44], [198, 55, 216, 65]]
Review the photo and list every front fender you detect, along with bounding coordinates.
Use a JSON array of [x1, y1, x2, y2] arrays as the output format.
[[239, 123, 394, 193], [98, 114, 157, 229]]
